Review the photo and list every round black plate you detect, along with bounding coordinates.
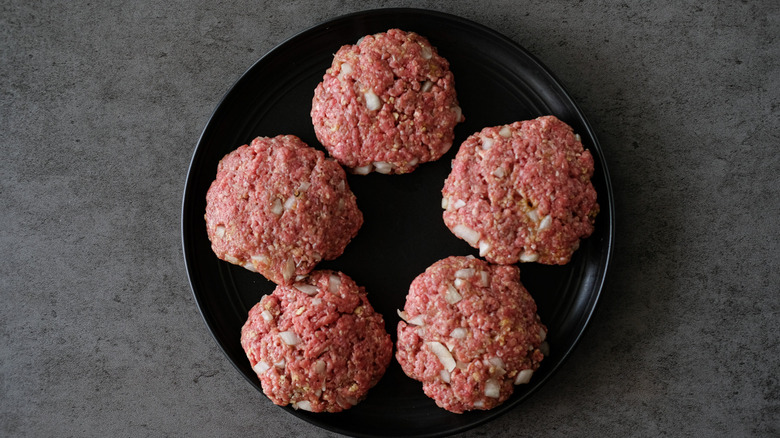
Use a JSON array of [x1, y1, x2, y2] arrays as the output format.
[[182, 8, 614, 438]]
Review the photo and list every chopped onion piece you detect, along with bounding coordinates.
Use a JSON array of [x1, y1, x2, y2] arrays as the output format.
[[421, 45, 433, 59], [364, 90, 381, 110], [539, 328, 547, 342], [481, 137, 494, 150], [473, 400, 485, 408], [514, 369, 533, 385], [408, 157, 419, 167], [311, 298, 321, 306], [488, 357, 505, 369], [499, 126, 512, 138], [454, 278, 465, 288], [251, 254, 268, 265], [279, 331, 300, 346], [294, 284, 318, 296], [373, 161, 392, 174], [408, 314, 425, 326], [520, 252, 539, 262], [284, 196, 296, 210], [243, 262, 257, 272], [269, 198, 283, 215], [426, 341, 456, 372], [526, 208, 539, 222], [341, 62, 353, 74], [453, 199, 466, 209], [328, 274, 341, 294], [224, 254, 239, 264], [540, 341, 550, 356], [421, 80, 434, 92], [539, 215, 552, 231], [484, 379, 500, 398], [282, 257, 296, 281], [293, 400, 312, 411], [441, 197, 449, 210], [492, 167, 506, 178], [455, 268, 475, 279], [452, 105, 463, 122], [215, 225, 226, 238], [444, 284, 462, 305], [452, 224, 480, 246], [260, 310, 273, 322], [574, 133, 581, 142], [397, 309, 409, 322], [440, 369, 451, 383], [253, 361, 270, 374], [449, 328, 467, 339], [479, 270, 490, 287], [298, 181, 311, 192], [353, 164, 372, 175], [274, 358, 286, 368], [479, 240, 492, 257], [315, 359, 326, 374]]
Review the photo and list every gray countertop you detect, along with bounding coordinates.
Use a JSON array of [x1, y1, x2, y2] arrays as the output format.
[[2, 1, 777, 437]]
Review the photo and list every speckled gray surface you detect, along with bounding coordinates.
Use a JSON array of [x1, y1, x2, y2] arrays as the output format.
[[1, 1, 778, 436]]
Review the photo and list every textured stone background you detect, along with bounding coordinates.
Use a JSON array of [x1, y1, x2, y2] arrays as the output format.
[[1, 1, 777, 436]]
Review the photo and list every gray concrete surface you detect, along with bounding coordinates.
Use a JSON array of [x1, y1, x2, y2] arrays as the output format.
[[1, 1, 778, 436]]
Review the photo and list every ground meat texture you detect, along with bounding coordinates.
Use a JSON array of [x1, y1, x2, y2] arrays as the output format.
[[442, 116, 599, 265], [204, 135, 362, 284], [396, 256, 547, 413], [311, 28, 464, 175], [241, 270, 393, 413]]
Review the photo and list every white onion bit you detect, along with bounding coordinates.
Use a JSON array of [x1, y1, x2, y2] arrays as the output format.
[[499, 126, 512, 138], [215, 225, 226, 238], [514, 369, 534, 385], [453, 199, 466, 209], [243, 262, 257, 272], [421, 45, 433, 59], [315, 359, 326, 374], [452, 106, 463, 122], [539, 215, 552, 231], [452, 224, 480, 246], [253, 361, 270, 374], [282, 257, 296, 281], [279, 331, 300, 346], [311, 298, 321, 305], [484, 379, 501, 398], [283, 196, 297, 211], [353, 164, 372, 175], [480, 270, 490, 287], [251, 254, 268, 265], [526, 208, 539, 223], [481, 137, 494, 150], [224, 254, 240, 264], [260, 310, 273, 322], [574, 133, 582, 142], [373, 161, 392, 174], [421, 80, 434, 92], [328, 274, 341, 294], [274, 358, 286, 368], [408, 157, 419, 167], [427, 341, 456, 372], [397, 309, 409, 322], [364, 90, 381, 110], [454, 278, 465, 288], [539, 328, 547, 342], [455, 268, 475, 279], [298, 181, 311, 192], [441, 197, 449, 210], [492, 167, 506, 178], [440, 369, 451, 383], [445, 284, 462, 305], [294, 284, 318, 296], [341, 62, 353, 74], [540, 341, 550, 356], [408, 314, 425, 326], [520, 252, 540, 262], [479, 240, 492, 257], [293, 400, 313, 411], [449, 328, 467, 339], [488, 356, 505, 370]]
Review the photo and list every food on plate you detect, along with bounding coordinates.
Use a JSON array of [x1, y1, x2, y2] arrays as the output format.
[[311, 28, 464, 175], [442, 115, 599, 265], [395, 256, 547, 413], [204, 135, 362, 284], [240, 270, 393, 413]]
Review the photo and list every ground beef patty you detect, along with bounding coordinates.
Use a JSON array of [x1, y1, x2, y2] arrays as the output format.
[[241, 270, 393, 413], [442, 116, 599, 265], [396, 256, 547, 413], [205, 135, 362, 284], [311, 28, 464, 175]]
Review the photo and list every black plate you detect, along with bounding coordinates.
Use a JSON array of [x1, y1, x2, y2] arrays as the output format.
[[182, 8, 614, 438]]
